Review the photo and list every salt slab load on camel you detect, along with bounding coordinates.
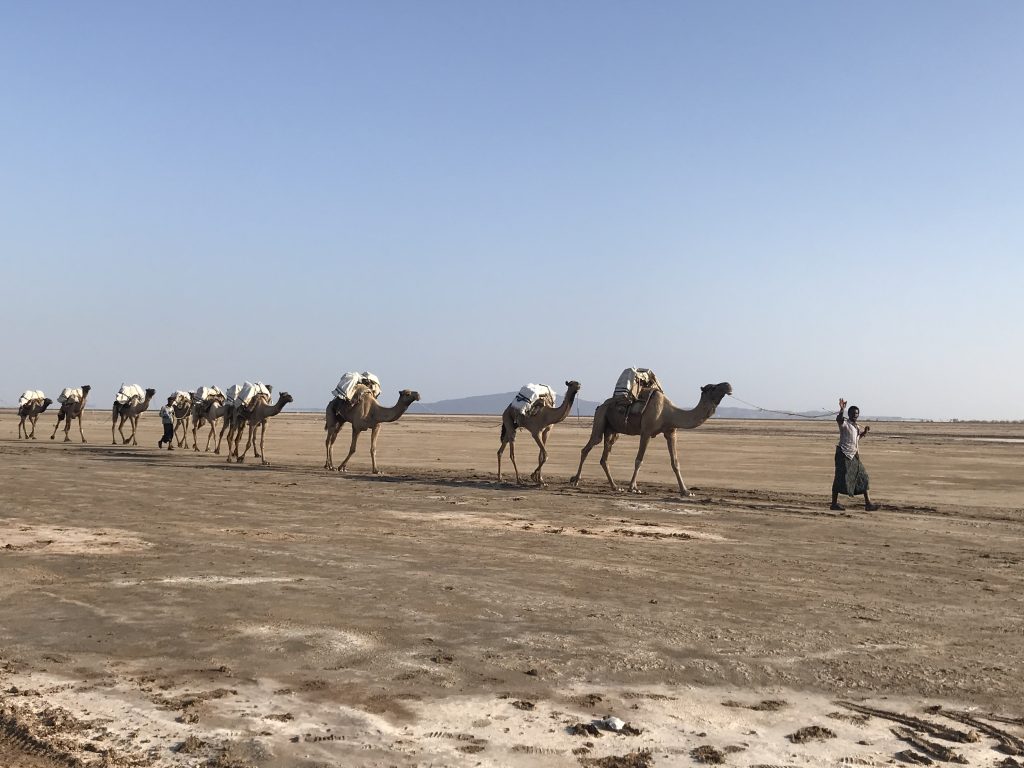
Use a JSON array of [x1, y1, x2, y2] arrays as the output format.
[[58, 387, 84, 404], [332, 372, 382, 402], [510, 383, 557, 417], [236, 382, 272, 409], [171, 390, 193, 409], [115, 384, 146, 406], [193, 386, 224, 403], [224, 384, 243, 404], [19, 390, 46, 406], [613, 367, 661, 401]]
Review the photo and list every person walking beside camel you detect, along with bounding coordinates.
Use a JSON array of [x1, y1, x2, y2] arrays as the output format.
[[831, 398, 879, 511], [158, 397, 176, 450]]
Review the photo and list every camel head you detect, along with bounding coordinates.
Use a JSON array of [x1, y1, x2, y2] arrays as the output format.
[[700, 382, 733, 406], [145, 388, 157, 399], [277, 391, 294, 405], [82, 385, 92, 394], [43, 398, 54, 408], [564, 380, 581, 393], [399, 389, 421, 403]]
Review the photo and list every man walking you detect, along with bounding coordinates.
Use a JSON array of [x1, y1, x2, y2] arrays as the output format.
[[831, 398, 879, 511], [158, 396, 176, 450]]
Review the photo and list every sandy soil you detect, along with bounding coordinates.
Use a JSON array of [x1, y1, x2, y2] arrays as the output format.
[[1, 410, 1022, 767]]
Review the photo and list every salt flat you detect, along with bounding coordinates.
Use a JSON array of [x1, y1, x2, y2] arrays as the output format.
[[1, 412, 1022, 767]]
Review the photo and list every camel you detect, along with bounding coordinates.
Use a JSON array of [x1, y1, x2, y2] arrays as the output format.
[[215, 400, 239, 455], [111, 388, 157, 445], [50, 385, 92, 443], [195, 400, 229, 452], [18, 398, 53, 439], [171, 395, 192, 448], [324, 387, 421, 472], [229, 392, 293, 464], [191, 391, 227, 451], [497, 380, 581, 486], [569, 381, 732, 496]]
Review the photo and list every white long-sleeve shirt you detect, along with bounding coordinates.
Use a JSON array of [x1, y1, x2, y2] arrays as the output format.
[[838, 417, 861, 459]]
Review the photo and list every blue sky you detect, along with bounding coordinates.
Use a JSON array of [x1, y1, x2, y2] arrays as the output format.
[[2, 2, 1021, 420]]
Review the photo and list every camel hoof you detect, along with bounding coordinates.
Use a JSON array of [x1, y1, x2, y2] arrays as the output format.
[[214, 449, 220, 455], [50, 436, 55, 440], [123, 439, 131, 445], [681, 491, 694, 498]]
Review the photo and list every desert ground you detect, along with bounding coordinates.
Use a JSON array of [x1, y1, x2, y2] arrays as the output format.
[[1, 409, 1022, 767]]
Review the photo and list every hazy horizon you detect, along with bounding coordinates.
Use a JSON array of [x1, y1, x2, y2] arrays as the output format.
[[2, 3, 1021, 421]]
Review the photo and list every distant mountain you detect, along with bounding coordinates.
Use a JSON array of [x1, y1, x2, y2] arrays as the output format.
[[408, 393, 856, 420], [409, 392, 602, 417]]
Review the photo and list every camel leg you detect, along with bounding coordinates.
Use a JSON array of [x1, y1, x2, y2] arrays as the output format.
[[664, 431, 693, 497], [29, 415, 38, 439], [255, 421, 266, 459], [325, 425, 341, 470], [205, 421, 216, 452], [529, 430, 548, 486], [18, 416, 26, 439], [626, 434, 653, 494], [570, 436, 600, 487], [216, 417, 231, 454], [51, 411, 64, 440], [77, 413, 86, 443], [259, 421, 269, 465], [111, 410, 118, 444], [507, 434, 524, 484], [598, 433, 620, 491], [192, 418, 201, 451], [369, 424, 382, 474], [237, 423, 256, 463], [226, 421, 241, 462], [338, 428, 363, 472], [496, 436, 509, 483]]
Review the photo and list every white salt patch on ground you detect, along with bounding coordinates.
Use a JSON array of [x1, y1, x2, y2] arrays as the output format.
[[616, 500, 705, 516], [0, 523, 151, 554], [236, 623, 376, 653], [1, 669, 1019, 767]]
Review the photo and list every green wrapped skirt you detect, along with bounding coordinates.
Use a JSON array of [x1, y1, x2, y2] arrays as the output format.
[[832, 447, 869, 497]]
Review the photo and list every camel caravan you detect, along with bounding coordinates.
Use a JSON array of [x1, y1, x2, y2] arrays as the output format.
[[15, 367, 732, 496]]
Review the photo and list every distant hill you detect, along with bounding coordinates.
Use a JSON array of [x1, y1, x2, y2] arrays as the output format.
[[409, 392, 602, 417], [408, 392, 860, 420]]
